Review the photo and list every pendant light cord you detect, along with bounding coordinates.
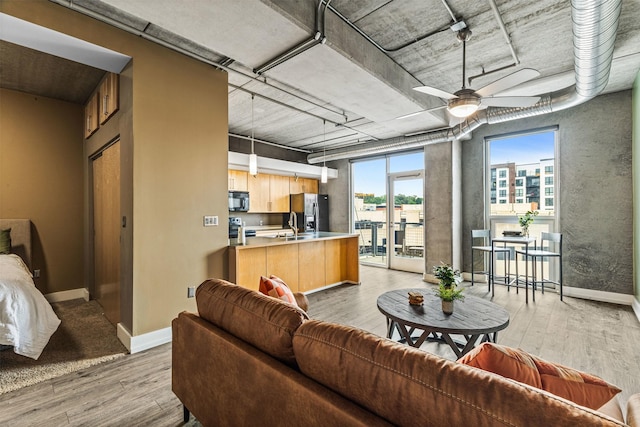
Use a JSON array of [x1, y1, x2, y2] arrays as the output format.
[[323, 119, 326, 166], [251, 94, 255, 154]]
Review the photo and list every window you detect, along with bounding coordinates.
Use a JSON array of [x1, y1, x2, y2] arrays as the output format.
[[499, 200, 507, 204], [487, 128, 556, 218]]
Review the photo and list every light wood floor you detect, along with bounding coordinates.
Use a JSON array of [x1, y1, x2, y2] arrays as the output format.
[[1, 266, 639, 426]]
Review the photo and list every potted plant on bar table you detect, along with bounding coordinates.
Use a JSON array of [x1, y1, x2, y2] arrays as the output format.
[[432, 262, 464, 314], [518, 210, 538, 237]]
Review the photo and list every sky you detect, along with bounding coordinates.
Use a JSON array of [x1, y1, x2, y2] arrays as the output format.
[[353, 131, 555, 197]]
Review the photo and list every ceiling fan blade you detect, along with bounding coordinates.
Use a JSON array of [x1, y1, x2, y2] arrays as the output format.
[[475, 68, 540, 97], [396, 104, 447, 120], [413, 85, 458, 100], [480, 96, 541, 108]]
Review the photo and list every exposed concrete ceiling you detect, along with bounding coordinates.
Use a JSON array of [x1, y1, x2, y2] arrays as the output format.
[[2, 0, 639, 156]]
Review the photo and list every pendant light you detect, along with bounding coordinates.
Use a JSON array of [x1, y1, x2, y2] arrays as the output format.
[[249, 94, 258, 176], [320, 119, 328, 183]]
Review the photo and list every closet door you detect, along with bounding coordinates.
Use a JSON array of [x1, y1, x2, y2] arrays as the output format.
[[93, 141, 121, 325]]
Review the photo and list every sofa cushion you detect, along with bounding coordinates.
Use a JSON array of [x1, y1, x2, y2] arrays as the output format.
[[196, 278, 308, 366], [293, 320, 626, 427], [531, 355, 622, 410], [459, 342, 621, 411], [260, 275, 298, 306], [458, 342, 542, 388]]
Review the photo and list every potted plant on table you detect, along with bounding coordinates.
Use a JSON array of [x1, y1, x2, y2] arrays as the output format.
[[432, 262, 464, 314], [518, 210, 539, 237]]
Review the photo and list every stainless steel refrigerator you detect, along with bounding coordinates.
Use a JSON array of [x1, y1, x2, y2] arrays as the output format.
[[287, 193, 329, 232]]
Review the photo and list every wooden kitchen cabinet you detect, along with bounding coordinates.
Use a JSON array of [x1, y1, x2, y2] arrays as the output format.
[[298, 241, 326, 292], [266, 244, 299, 292], [229, 247, 266, 291], [99, 73, 119, 124], [229, 234, 359, 293], [84, 92, 99, 138], [228, 170, 248, 191], [289, 177, 318, 194], [248, 173, 290, 213], [270, 175, 290, 212], [247, 173, 270, 212]]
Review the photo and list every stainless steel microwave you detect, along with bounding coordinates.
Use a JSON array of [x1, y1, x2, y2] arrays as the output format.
[[228, 191, 250, 212]]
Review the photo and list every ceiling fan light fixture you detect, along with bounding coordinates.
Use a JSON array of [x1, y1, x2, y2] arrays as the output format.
[[448, 97, 480, 118]]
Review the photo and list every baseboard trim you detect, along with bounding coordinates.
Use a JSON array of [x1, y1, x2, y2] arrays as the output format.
[[116, 323, 172, 354], [562, 286, 635, 306], [45, 288, 90, 303]]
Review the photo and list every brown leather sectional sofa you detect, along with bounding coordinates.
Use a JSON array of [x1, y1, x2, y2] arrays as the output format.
[[172, 278, 640, 426]]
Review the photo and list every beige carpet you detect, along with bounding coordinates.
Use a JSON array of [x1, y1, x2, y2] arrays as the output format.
[[0, 299, 128, 394]]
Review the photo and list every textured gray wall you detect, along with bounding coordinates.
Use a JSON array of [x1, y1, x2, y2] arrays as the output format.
[[425, 141, 454, 275], [322, 159, 350, 233], [462, 90, 633, 294]]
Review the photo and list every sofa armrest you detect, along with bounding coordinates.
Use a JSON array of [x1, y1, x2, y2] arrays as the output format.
[[628, 393, 640, 427], [294, 292, 309, 312]]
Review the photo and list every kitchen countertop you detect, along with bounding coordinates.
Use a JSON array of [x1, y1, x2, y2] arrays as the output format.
[[229, 232, 357, 248]]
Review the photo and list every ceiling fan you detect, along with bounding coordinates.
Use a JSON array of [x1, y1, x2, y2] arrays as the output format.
[[402, 28, 541, 121]]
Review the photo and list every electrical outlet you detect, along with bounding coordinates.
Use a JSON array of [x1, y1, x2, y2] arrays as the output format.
[[34, 269, 41, 278], [187, 286, 196, 298], [203, 215, 218, 226]]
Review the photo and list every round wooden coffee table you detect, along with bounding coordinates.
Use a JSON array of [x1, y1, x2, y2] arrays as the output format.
[[377, 288, 510, 359]]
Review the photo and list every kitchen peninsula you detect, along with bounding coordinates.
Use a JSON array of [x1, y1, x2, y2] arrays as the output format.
[[229, 232, 359, 293]]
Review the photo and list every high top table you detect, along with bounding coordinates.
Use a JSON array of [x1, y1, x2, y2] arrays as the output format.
[[377, 289, 510, 359], [491, 236, 536, 303]]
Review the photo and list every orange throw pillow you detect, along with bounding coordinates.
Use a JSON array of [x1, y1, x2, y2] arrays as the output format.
[[531, 355, 621, 410], [458, 342, 542, 388], [259, 275, 298, 307]]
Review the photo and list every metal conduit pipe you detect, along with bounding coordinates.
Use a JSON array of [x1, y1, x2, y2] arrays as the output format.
[[254, 0, 331, 75], [308, 0, 621, 164]]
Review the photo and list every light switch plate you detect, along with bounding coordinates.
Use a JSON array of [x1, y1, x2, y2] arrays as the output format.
[[203, 215, 218, 226]]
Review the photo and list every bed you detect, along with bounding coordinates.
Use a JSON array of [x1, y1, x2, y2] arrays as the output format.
[[0, 219, 61, 360]]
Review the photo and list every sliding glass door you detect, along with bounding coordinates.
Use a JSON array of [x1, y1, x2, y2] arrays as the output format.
[[389, 172, 424, 273]]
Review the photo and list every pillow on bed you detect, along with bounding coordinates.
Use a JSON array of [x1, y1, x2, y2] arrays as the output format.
[[0, 228, 11, 254]]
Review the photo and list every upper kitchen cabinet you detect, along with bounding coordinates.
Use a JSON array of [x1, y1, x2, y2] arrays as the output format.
[[99, 73, 119, 125], [84, 91, 99, 138], [228, 170, 248, 191], [248, 173, 290, 213], [289, 177, 318, 194]]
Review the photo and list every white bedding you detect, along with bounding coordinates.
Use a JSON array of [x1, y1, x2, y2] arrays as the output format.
[[0, 254, 61, 359]]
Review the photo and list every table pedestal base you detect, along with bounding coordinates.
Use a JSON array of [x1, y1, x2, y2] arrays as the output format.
[[386, 319, 499, 359]]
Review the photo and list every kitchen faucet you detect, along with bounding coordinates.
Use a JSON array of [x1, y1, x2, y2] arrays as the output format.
[[288, 212, 298, 238]]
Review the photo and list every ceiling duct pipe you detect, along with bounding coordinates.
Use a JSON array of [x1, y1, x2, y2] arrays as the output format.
[[254, 0, 331, 75], [308, 0, 621, 164]]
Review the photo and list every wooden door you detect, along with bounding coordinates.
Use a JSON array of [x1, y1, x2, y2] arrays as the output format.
[[93, 141, 121, 325]]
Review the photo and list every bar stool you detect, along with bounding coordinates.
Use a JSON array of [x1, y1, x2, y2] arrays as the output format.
[[515, 232, 563, 301], [471, 229, 512, 291]]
